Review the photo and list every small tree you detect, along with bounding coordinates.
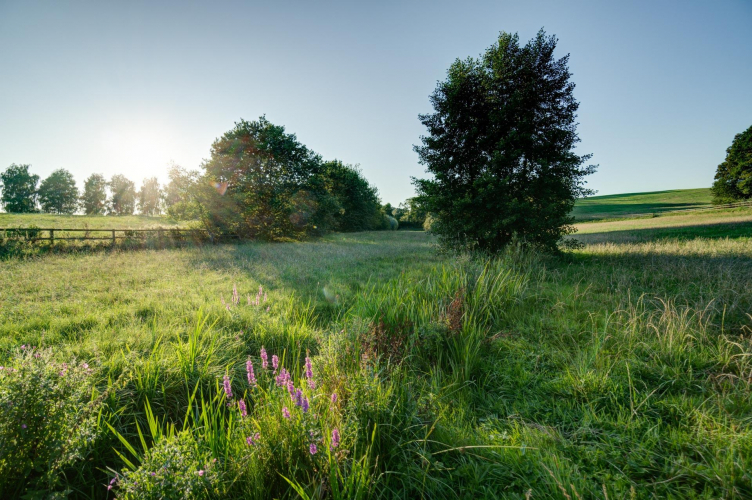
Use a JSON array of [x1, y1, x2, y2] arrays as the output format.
[[108, 174, 136, 215], [413, 29, 595, 252], [38, 169, 79, 214], [138, 177, 162, 216], [711, 125, 752, 204], [80, 174, 108, 215], [0, 164, 39, 213]]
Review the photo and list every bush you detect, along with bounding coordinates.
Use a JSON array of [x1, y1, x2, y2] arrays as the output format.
[[384, 214, 399, 230], [0, 348, 101, 496], [711, 124, 752, 204], [116, 432, 219, 500]]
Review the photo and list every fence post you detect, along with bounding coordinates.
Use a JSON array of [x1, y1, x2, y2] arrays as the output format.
[[50, 229, 54, 243], [112, 230, 116, 245]]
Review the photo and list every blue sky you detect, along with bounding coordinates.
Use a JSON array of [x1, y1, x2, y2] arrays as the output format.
[[1, 0, 750, 205]]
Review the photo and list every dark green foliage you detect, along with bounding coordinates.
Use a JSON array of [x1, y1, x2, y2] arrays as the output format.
[[198, 117, 337, 239], [81, 173, 108, 215], [413, 29, 595, 252], [711, 125, 752, 204], [0, 164, 39, 213], [109, 174, 137, 215], [394, 197, 427, 229], [320, 160, 383, 231], [38, 168, 79, 214], [138, 177, 162, 216]]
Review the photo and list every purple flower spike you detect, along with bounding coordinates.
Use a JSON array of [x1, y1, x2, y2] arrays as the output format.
[[301, 397, 309, 413], [232, 284, 239, 306], [238, 399, 247, 417], [308, 379, 316, 390], [246, 432, 260, 446], [272, 355, 279, 371], [282, 406, 291, 419], [223, 374, 233, 399], [287, 379, 295, 396], [331, 393, 338, 404], [304, 356, 313, 380], [309, 443, 318, 455], [260, 347, 268, 370], [294, 389, 303, 407], [331, 428, 340, 448], [246, 360, 256, 386]]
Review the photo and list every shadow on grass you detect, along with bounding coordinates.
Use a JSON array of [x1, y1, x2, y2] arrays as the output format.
[[572, 220, 752, 245]]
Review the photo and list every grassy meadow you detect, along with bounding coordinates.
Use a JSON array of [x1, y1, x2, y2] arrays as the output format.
[[1, 208, 752, 498], [572, 188, 713, 220], [0, 213, 187, 229]]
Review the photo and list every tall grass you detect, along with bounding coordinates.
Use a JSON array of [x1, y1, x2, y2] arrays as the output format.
[[1, 231, 751, 498]]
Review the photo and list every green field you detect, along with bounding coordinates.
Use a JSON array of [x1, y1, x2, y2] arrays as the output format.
[[0, 213, 186, 229], [572, 188, 713, 220], [1, 208, 752, 498]]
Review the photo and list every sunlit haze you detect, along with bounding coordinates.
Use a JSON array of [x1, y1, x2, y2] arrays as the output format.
[[1, 0, 750, 204]]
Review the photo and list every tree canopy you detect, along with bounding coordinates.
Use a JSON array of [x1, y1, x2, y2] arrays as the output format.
[[320, 160, 383, 232], [413, 29, 595, 252], [0, 164, 39, 213], [38, 169, 79, 214], [108, 174, 136, 215], [199, 117, 337, 239], [80, 173, 108, 215], [138, 177, 162, 216], [711, 125, 752, 204]]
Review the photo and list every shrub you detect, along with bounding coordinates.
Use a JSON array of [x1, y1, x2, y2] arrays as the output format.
[[384, 215, 399, 230], [116, 431, 219, 500], [0, 348, 101, 496]]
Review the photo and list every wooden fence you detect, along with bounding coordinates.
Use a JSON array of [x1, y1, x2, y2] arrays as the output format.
[[0, 227, 217, 244]]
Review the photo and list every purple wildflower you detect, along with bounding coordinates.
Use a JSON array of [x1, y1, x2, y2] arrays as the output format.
[[282, 406, 291, 419], [275, 367, 290, 387], [331, 393, 338, 404], [309, 443, 318, 455], [246, 360, 256, 386], [259, 285, 263, 296], [308, 379, 316, 390], [223, 374, 233, 399], [331, 428, 340, 448], [198, 470, 205, 477], [287, 379, 295, 396], [20, 345, 26, 350], [238, 399, 247, 417], [272, 355, 279, 371], [151, 472, 156, 476], [264, 293, 268, 303], [232, 284, 239, 306], [260, 347, 268, 370], [304, 356, 313, 379], [21, 423, 27, 429], [246, 432, 261, 446], [294, 389, 303, 407], [301, 397, 309, 413]]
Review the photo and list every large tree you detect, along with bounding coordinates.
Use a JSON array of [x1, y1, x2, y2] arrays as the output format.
[[138, 177, 162, 216], [163, 163, 201, 220], [0, 164, 39, 213], [199, 116, 337, 239], [38, 169, 79, 214], [108, 174, 136, 215], [320, 160, 383, 232], [80, 173, 108, 215], [413, 29, 595, 252], [711, 125, 752, 204]]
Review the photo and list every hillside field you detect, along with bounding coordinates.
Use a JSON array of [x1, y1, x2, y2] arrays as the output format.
[[572, 188, 713, 220], [1, 207, 751, 498]]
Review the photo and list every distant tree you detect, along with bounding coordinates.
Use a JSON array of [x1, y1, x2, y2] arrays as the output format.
[[108, 174, 136, 215], [0, 164, 39, 213], [396, 197, 427, 229], [163, 163, 201, 220], [320, 160, 383, 231], [198, 116, 337, 239], [711, 125, 752, 204], [138, 177, 162, 216], [38, 169, 79, 214], [413, 29, 595, 253], [80, 173, 108, 215]]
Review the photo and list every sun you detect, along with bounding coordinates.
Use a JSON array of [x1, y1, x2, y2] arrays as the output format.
[[99, 119, 177, 181]]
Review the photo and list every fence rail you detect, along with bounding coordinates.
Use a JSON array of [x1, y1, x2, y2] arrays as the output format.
[[0, 227, 217, 244]]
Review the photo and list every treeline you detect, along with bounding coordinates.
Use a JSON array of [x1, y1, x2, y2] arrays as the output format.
[[0, 117, 426, 238], [0, 165, 169, 217]]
